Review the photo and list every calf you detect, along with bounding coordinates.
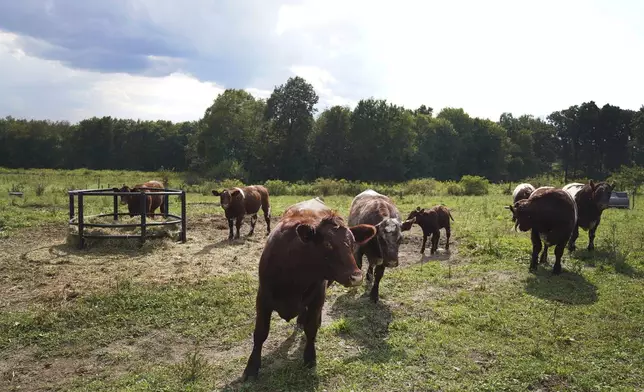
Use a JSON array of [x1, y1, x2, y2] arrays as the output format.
[[212, 185, 271, 240], [348, 189, 403, 303], [401, 205, 454, 254], [242, 198, 377, 381], [117, 180, 165, 218], [507, 187, 577, 274], [563, 180, 614, 252]]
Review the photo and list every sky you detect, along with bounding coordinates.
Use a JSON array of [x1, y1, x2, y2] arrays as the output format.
[[0, 0, 643, 123]]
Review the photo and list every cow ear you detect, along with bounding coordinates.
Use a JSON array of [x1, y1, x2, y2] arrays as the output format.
[[212, 190, 220, 196], [589, 180, 595, 189], [350, 224, 377, 245], [296, 224, 317, 243], [609, 181, 616, 190], [231, 189, 241, 197], [416, 206, 421, 212], [112, 187, 119, 192], [419, 208, 425, 213]]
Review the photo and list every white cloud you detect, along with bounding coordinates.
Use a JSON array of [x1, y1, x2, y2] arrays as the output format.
[[1, 0, 643, 122], [0, 31, 224, 122], [275, 0, 644, 118]]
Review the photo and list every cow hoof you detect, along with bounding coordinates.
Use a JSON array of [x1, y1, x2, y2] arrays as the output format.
[[568, 246, 576, 252], [552, 268, 562, 275], [587, 246, 594, 252], [248, 232, 254, 237], [242, 369, 258, 382], [370, 294, 379, 303]]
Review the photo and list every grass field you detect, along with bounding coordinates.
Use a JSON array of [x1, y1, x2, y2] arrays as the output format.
[[1, 169, 643, 391]]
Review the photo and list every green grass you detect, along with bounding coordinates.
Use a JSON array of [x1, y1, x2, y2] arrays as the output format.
[[1, 169, 643, 391]]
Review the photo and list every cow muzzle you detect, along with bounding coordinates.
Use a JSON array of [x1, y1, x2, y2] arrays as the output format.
[[385, 259, 399, 268], [348, 271, 363, 287]]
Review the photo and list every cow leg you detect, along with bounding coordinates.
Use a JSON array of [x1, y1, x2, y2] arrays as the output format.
[[588, 218, 600, 251], [263, 206, 271, 235], [445, 227, 451, 251], [540, 244, 549, 264], [296, 305, 307, 329], [431, 230, 440, 254], [235, 216, 243, 239], [303, 284, 325, 368], [366, 262, 374, 282], [369, 264, 386, 303], [227, 219, 234, 241], [553, 243, 565, 275], [530, 230, 542, 272], [242, 294, 272, 381], [568, 225, 579, 252], [420, 234, 428, 254], [248, 214, 258, 236]]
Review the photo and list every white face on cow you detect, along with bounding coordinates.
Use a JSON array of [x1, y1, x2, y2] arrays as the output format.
[[376, 218, 402, 267]]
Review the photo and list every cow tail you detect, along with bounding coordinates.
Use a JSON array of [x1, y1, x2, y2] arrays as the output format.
[[449, 210, 455, 221]]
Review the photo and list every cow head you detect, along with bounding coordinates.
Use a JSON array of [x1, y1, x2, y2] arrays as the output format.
[[401, 207, 424, 232], [212, 188, 244, 210], [295, 216, 376, 287], [373, 217, 403, 267], [117, 184, 132, 205], [589, 180, 614, 210], [115, 185, 143, 217], [507, 200, 532, 232]]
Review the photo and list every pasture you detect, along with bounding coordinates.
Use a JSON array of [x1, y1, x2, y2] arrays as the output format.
[[1, 169, 643, 391]]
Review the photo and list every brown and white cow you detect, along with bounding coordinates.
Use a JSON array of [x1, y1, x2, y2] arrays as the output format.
[[401, 205, 454, 254], [563, 180, 614, 252], [348, 189, 403, 303], [512, 183, 536, 203], [212, 185, 271, 240], [241, 198, 376, 381], [507, 187, 577, 274], [117, 180, 165, 218]]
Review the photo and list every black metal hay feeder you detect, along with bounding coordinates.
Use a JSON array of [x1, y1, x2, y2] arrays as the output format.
[[68, 187, 187, 249]]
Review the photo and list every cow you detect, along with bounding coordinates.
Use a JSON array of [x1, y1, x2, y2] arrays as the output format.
[[506, 187, 577, 274], [563, 180, 614, 252], [116, 180, 165, 218], [211, 185, 271, 240], [401, 205, 454, 254], [512, 183, 536, 204], [241, 198, 377, 381], [348, 189, 403, 303]]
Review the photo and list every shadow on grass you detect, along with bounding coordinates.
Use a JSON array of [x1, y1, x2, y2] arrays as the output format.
[[525, 267, 598, 305], [328, 291, 395, 365], [572, 248, 643, 278], [222, 329, 320, 392]]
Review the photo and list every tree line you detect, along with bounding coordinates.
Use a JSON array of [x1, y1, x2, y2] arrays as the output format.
[[1, 76, 643, 183]]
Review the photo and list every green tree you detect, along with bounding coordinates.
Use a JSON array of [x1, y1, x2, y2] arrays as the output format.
[[311, 106, 352, 179], [263, 77, 319, 181]]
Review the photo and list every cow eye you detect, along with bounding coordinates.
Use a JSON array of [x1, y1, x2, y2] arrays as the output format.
[[324, 241, 333, 250]]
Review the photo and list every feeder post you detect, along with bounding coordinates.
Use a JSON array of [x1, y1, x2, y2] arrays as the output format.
[[113, 193, 119, 221], [140, 191, 147, 245], [164, 193, 169, 218], [69, 193, 75, 220], [78, 192, 85, 249], [180, 190, 187, 243]]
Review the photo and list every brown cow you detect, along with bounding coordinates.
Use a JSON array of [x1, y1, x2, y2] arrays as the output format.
[[401, 205, 454, 254], [117, 180, 165, 218], [348, 189, 403, 303], [563, 180, 614, 252], [507, 187, 577, 274], [212, 185, 271, 240], [241, 198, 377, 381]]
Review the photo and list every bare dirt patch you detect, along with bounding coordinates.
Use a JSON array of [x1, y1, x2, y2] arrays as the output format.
[[0, 214, 463, 391]]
